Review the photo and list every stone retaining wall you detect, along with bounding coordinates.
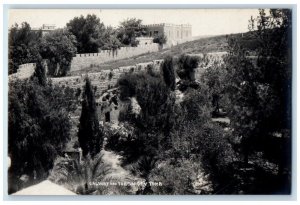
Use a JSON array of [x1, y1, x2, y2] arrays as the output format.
[[9, 63, 36, 81]]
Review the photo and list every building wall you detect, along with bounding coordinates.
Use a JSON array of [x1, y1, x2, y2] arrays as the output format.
[[136, 37, 155, 46], [143, 23, 192, 46], [32, 24, 56, 36], [145, 24, 165, 38]]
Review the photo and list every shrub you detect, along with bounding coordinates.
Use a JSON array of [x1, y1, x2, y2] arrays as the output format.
[[176, 54, 199, 81], [149, 159, 212, 194], [153, 33, 167, 46], [48, 152, 111, 194]]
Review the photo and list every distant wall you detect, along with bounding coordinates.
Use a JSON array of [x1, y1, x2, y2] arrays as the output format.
[[9, 63, 36, 81], [70, 43, 160, 72]]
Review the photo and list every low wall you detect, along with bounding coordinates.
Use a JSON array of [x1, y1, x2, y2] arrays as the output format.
[[70, 43, 160, 72]]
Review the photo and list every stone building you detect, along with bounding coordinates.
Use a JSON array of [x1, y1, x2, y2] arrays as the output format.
[[142, 23, 192, 46], [136, 37, 155, 46], [32, 24, 56, 36]]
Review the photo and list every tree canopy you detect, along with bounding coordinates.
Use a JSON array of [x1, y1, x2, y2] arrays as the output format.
[[8, 22, 42, 74], [39, 29, 77, 77], [117, 18, 148, 47], [224, 9, 292, 168], [8, 64, 74, 193], [67, 14, 106, 53]]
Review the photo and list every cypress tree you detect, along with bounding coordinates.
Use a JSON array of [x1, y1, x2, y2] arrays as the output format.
[[32, 60, 47, 86], [161, 55, 176, 91], [78, 77, 103, 157]]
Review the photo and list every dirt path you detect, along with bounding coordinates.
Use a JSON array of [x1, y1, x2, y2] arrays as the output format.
[[100, 150, 144, 194], [101, 150, 132, 179]]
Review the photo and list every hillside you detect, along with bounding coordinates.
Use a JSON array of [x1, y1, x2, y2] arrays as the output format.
[[70, 31, 258, 76]]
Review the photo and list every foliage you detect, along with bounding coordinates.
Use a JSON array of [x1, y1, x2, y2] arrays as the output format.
[[39, 29, 77, 76], [161, 55, 176, 91], [117, 71, 175, 162], [67, 14, 106, 53], [224, 9, 292, 167], [250, 9, 292, 132], [202, 60, 229, 116], [132, 155, 158, 195], [149, 159, 209, 195], [8, 22, 76, 77], [8, 75, 72, 194], [117, 73, 139, 101], [8, 22, 42, 74], [117, 18, 148, 47], [104, 123, 134, 152], [153, 33, 167, 46], [176, 54, 200, 81], [194, 123, 236, 187], [100, 26, 122, 50], [31, 60, 47, 86], [48, 153, 112, 194], [170, 83, 236, 193], [78, 77, 103, 158], [172, 86, 212, 154]]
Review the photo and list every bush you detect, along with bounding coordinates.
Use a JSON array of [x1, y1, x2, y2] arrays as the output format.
[[48, 152, 112, 194], [149, 159, 212, 194], [153, 33, 167, 46], [195, 123, 236, 179], [176, 54, 200, 81]]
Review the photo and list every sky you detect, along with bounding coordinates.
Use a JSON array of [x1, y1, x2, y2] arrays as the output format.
[[9, 9, 260, 36]]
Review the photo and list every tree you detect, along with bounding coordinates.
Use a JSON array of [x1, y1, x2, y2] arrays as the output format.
[[202, 61, 228, 116], [8, 76, 72, 193], [31, 60, 47, 86], [250, 9, 292, 178], [224, 36, 264, 165], [100, 26, 122, 50], [250, 9, 292, 134], [117, 18, 148, 47], [176, 54, 200, 92], [49, 153, 111, 194], [176, 54, 199, 81], [172, 85, 212, 154], [117, 71, 175, 162], [153, 33, 167, 46], [78, 77, 103, 158], [224, 9, 292, 168], [161, 55, 176, 91], [39, 29, 77, 76], [67, 14, 106, 53], [8, 22, 42, 74]]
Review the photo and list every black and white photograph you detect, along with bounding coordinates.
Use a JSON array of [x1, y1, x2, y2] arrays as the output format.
[[7, 8, 293, 196]]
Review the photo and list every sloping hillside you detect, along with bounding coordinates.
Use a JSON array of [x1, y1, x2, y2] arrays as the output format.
[[70, 31, 258, 75]]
